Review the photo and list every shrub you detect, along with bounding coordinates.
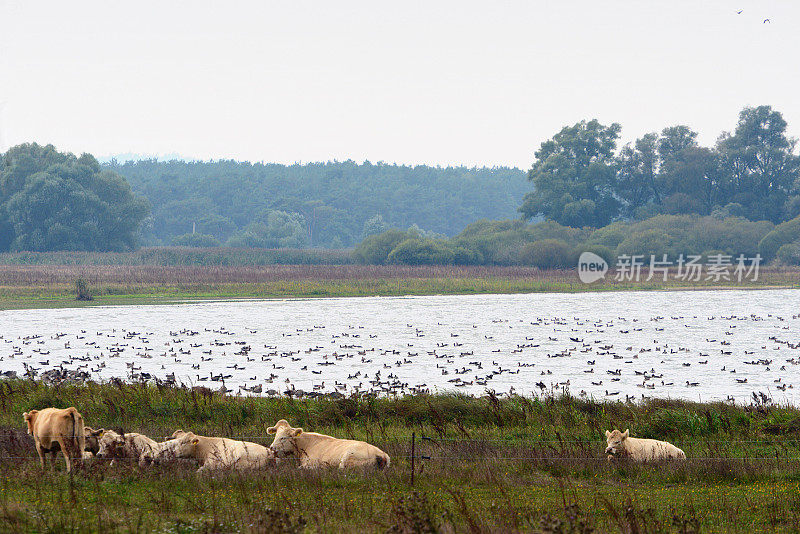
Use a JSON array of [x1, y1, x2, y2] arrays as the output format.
[[615, 229, 680, 259], [758, 215, 800, 262], [776, 242, 800, 265], [352, 229, 412, 264], [386, 239, 456, 265], [519, 239, 572, 269], [573, 243, 615, 265]]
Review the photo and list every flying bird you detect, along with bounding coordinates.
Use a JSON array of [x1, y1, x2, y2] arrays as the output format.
[[763, 18, 770, 23], [736, 10, 743, 14]]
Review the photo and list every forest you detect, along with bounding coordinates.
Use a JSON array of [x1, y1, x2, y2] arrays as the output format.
[[2, 105, 799, 265], [108, 159, 527, 248]]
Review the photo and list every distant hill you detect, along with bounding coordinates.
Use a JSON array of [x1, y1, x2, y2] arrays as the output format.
[[108, 159, 528, 248]]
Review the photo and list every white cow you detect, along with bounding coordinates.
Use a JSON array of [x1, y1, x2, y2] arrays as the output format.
[[147, 430, 275, 472], [96, 430, 161, 466], [604, 429, 686, 462], [267, 419, 390, 469]]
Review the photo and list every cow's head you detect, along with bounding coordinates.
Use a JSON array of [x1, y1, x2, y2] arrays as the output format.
[[604, 429, 629, 456], [96, 430, 125, 459], [267, 420, 303, 459], [84, 427, 105, 455], [22, 410, 38, 434]]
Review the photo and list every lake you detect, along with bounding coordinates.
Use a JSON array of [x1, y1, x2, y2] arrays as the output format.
[[1, 289, 798, 403]]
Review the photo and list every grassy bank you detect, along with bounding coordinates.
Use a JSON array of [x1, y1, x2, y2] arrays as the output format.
[[3, 381, 800, 531], [0, 264, 797, 310]]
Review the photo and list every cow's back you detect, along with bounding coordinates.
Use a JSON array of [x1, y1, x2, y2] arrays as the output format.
[[32, 408, 84, 450], [200, 437, 273, 469], [300, 433, 389, 468], [126, 433, 159, 458], [627, 437, 685, 461]]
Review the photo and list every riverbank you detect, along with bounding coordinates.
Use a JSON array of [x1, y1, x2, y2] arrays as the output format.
[[2, 382, 800, 532], [0, 264, 797, 310]]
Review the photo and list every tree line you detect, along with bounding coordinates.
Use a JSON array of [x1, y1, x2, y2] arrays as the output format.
[[108, 159, 527, 249], [356, 105, 800, 267], [520, 105, 800, 226]]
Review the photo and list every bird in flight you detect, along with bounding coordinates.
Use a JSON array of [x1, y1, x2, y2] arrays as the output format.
[[737, 10, 743, 14], [763, 18, 770, 23]]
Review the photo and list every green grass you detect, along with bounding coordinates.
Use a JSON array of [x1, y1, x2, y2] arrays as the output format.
[[3, 382, 800, 531], [0, 264, 797, 310]]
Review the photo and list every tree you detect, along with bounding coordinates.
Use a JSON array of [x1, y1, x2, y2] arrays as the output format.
[[616, 133, 660, 215], [0, 144, 149, 251], [226, 210, 309, 248], [716, 106, 800, 222], [520, 119, 622, 227], [362, 214, 389, 238]]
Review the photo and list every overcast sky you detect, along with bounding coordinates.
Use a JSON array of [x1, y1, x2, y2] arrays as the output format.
[[1, 0, 798, 168]]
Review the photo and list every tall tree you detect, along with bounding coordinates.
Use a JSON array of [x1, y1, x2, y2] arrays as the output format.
[[520, 119, 622, 227], [716, 106, 800, 222], [0, 144, 149, 251], [616, 132, 660, 216]]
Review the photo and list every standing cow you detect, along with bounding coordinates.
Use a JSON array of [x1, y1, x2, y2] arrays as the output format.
[[23, 407, 86, 472], [267, 419, 390, 469], [604, 429, 686, 462]]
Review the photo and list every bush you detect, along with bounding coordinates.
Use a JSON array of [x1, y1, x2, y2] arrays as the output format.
[[519, 239, 572, 269], [171, 233, 222, 247], [776, 242, 800, 265], [352, 229, 412, 264], [616, 229, 680, 259], [386, 238, 456, 265], [573, 243, 615, 265], [758, 215, 800, 262]]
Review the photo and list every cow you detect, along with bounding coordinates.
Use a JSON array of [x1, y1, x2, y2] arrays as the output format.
[[96, 429, 161, 466], [84, 426, 105, 456], [23, 407, 86, 472], [145, 430, 275, 472], [604, 429, 686, 462], [267, 419, 390, 469]]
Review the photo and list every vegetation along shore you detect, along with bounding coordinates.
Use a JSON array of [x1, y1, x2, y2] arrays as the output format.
[[0, 259, 796, 310], [2, 382, 800, 532]]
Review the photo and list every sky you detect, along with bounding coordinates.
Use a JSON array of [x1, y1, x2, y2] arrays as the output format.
[[1, 0, 798, 169]]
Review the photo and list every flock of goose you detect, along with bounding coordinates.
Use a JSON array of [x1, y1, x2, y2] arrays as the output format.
[[0, 292, 798, 403]]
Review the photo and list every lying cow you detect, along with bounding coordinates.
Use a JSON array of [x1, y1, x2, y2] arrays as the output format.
[[604, 429, 686, 462], [267, 419, 390, 469], [146, 430, 275, 472], [96, 429, 161, 466], [84, 426, 105, 456], [23, 407, 86, 472]]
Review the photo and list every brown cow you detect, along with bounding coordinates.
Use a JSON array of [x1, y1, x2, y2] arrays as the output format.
[[23, 407, 86, 472]]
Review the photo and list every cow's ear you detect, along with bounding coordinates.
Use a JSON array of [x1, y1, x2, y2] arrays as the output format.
[[623, 429, 629, 438], [605, 430, 610, 438], [192, 438, 199, 444], [267, 426, 277, 434], [292, 428, 303, 437]]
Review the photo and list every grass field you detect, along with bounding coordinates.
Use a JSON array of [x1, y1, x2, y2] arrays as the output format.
[[0, 263, 797, 310], [3, 381, 800, 532]]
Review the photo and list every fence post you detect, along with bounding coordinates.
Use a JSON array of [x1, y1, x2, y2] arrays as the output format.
[[410, 431, 415, 486]]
